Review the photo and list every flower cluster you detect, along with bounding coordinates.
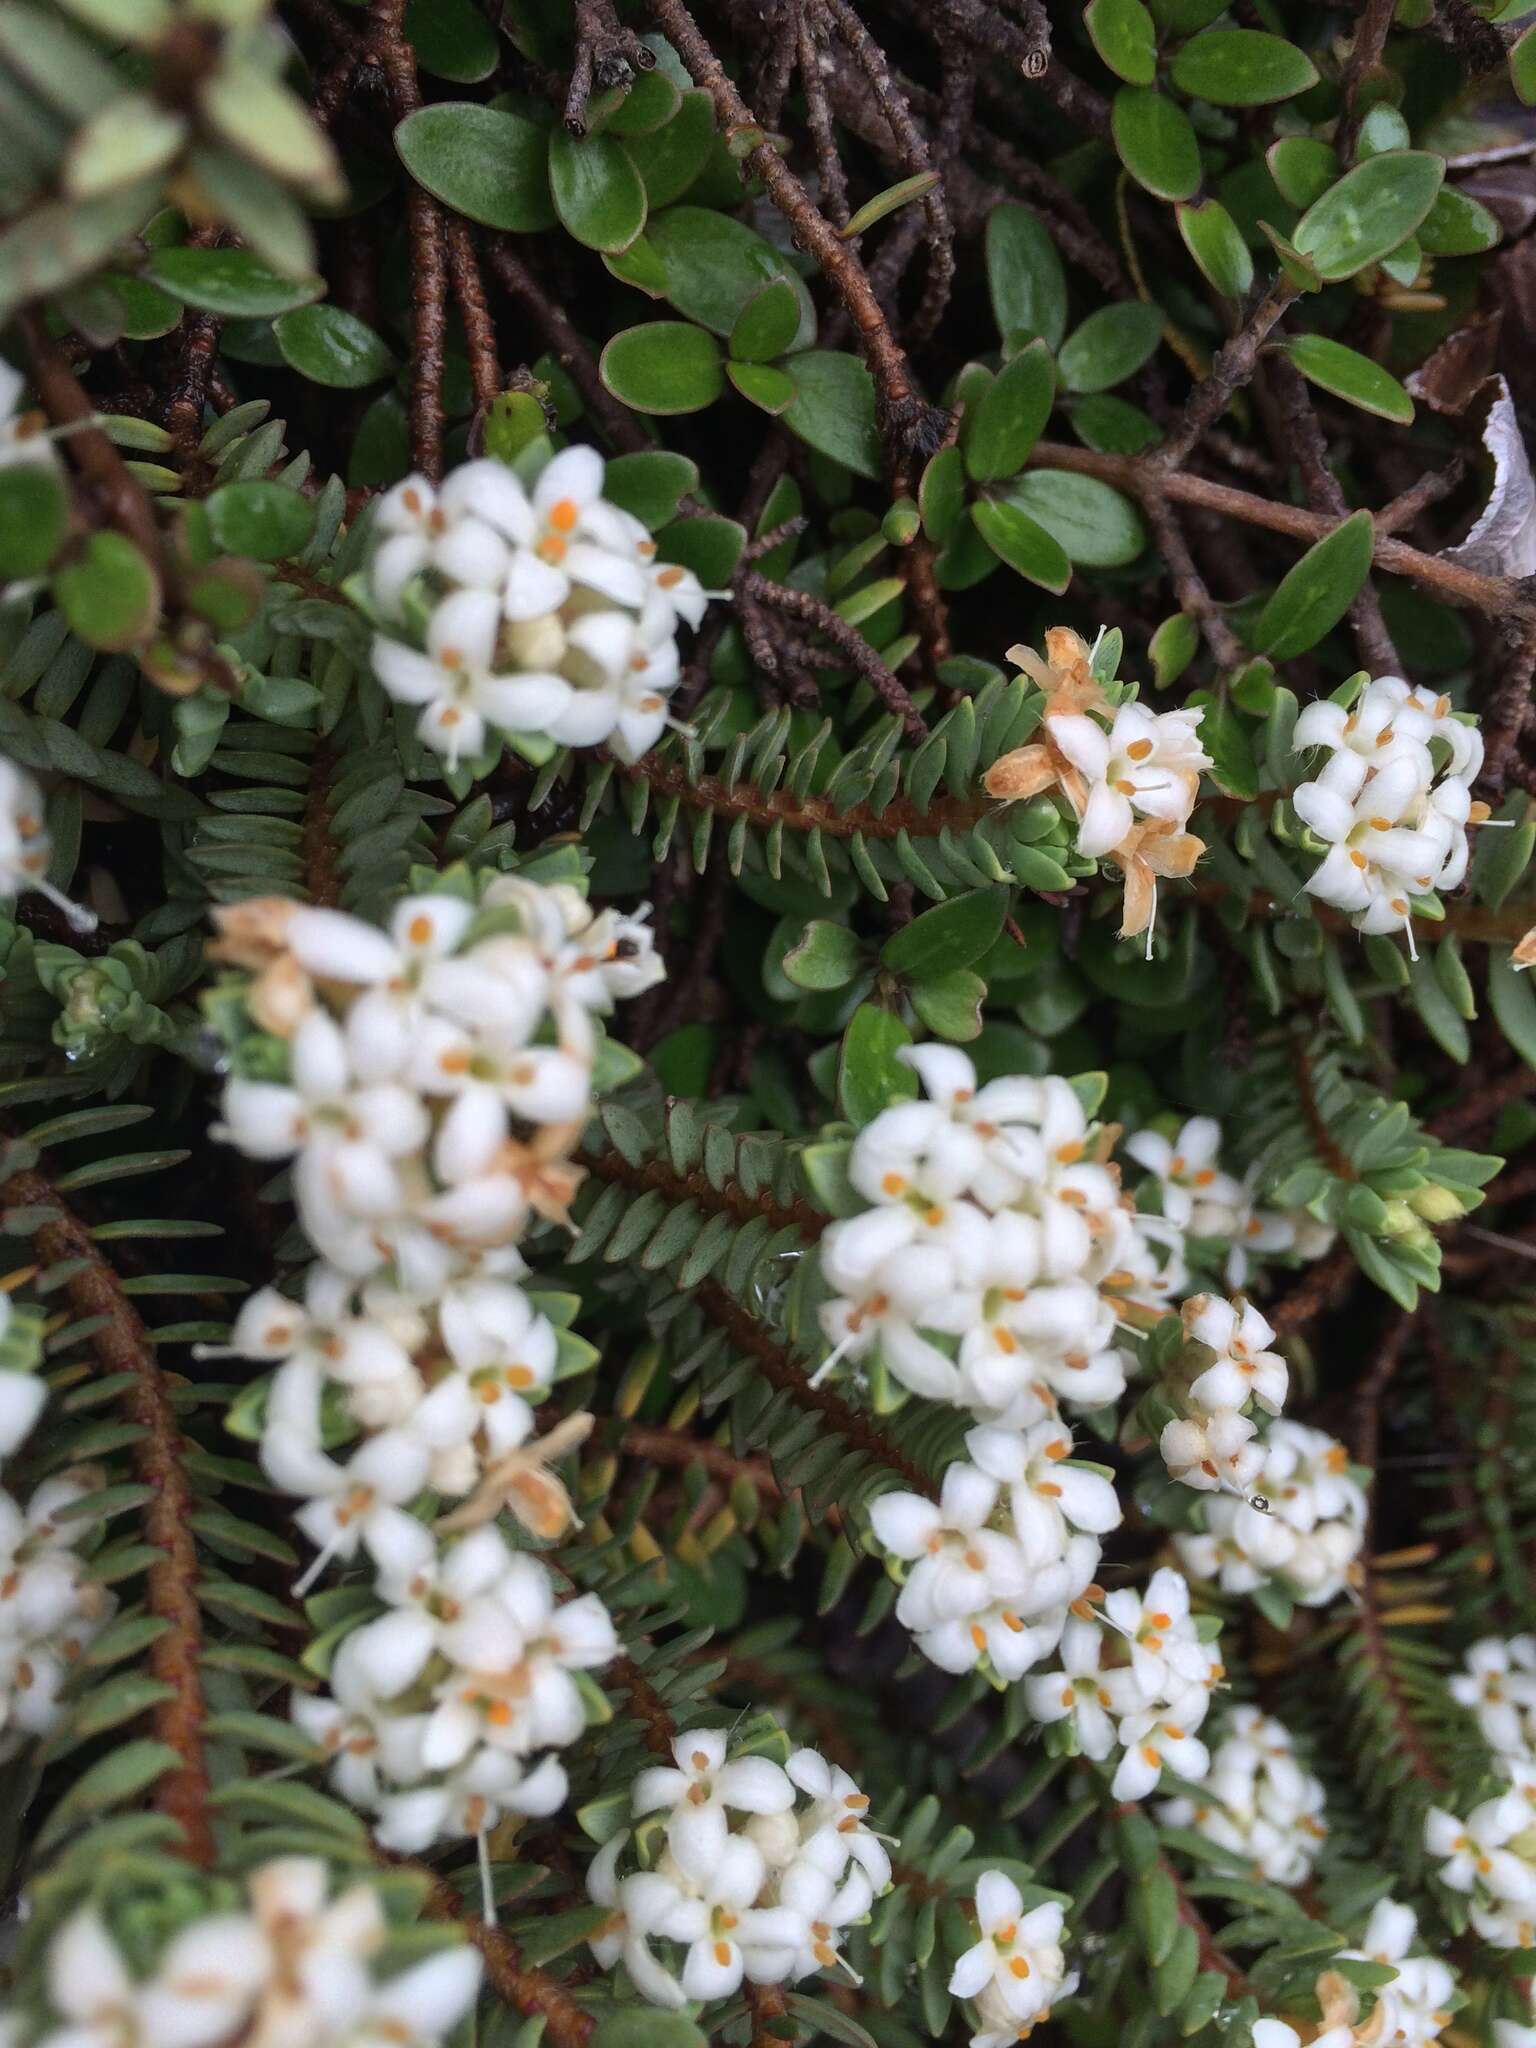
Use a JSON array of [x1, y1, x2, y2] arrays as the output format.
[[207, 876, 661, 1854], [949, 1872, 1076, 2048], [1176, 1419, 1366, 1609], [984, 628, 1212, 948], [1124, 1113, 1334, 1291], [1332, 1899, 1457, 2048], [12, 1859, 481, 2048], [1292, 675, 1487, 954], [1425, 1789, 1536, 1950], [1159, 1294, 1287, 1499], [0, 754, 97, 933], [364, 447, 708, 768], [1158, 1707, 1327, 1885], [1449, 1635, 1536, 1758], [585, 1732, 888, 2007]]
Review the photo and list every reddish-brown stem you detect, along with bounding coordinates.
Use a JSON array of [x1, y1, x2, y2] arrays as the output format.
[[741, 570, 929, 739], [373, 0, 447, 478], [483, 240, 652, 455], [420, 1870, 595, 2045], [5, 1169, 213, 1864], [619, 1423, 782, 1495], [1155, 274, 1298, 473], [444, 217, 501, 413], [585, 1140, 824, 1242]]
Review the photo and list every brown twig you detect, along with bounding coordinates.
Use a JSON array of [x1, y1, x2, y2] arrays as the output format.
[[741, 570, 929, 738], [1335, 0, 1400, 165], [444, 217, 501, 414], [420, 1870, 595, 2046], [372, 0, 448, 478], [483, 240, 652, 455], [4, 1169, 214, 1865], [1154, 274, 1298, 473], [584, 1140, 824, 1243]]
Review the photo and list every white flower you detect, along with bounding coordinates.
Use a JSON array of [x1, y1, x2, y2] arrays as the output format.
[[1110, 1689, 1212, 1801], [1184, 1295, 1288, 1416], [0, 1367, 45, 1461], [349, 1947, 483, 2048], [1449, 1637, 1536, 1757], [633, 1727, 796, 1867], [949, 1876, 1071, 2026], [1123, 1116, 1238, 1229], [1336, 1898, 1455, 2048], [1251, 2022, 1352, 2048], [1023, 1616, 1120, 1760], [1426, 1793, 1536, 1904], [373, 588, 567, 767], [1160, 1409, 1264, 1495], [0, 756, 96, 931], [784, 1748, 892, 1892], [1048, 702, 1211, 859], [867, 1464, 1029, 1634], [1159, 1709, 1327, 1886], [965, 1422, 1122, 1563], [1101, 1566, 1212, 1699], [41, 1907, 270, 2048]]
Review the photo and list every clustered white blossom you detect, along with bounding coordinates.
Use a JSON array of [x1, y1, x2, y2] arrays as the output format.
[[1334, 1898, 1458, 2048], [1158, 1293, 1287, 1500], [1292, 675, 1488, 956], [948, 1872, 1076, 2048], [585, 1732, 889, 2007], [0, 1315, 112, 1763], [1159, 1707, 1327, 1885], [1124, 1113, 1332, 1290], [207, 878, 664, 1860], [364, 446, 708, 768], [11, 1858, 482, 2048], [1426, 1633, 1536, 1950], [1176, 1419, 1366, 1610], [0, 754, 97, 933]]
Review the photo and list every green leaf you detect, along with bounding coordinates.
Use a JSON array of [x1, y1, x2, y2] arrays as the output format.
[[1280, 335, 1413, 425], [1085, 0, 1158, 83], [64, 94, 186, 201], [600, 321, 724, 414], [1177, 199, 1253, 300], [657, 512, 743, 586], [1112, 88, 1201, 202], [53, 532, 159, 651], [1254, 508, 1374, 660], [146, 247, 324, 317], [199, 67, 341, 199], [648, 207, 815, 348], [986, 204, 1067, 351], [728, 361, 794, 413], [1070, 393, 1160, 454], [393, 103, 555, 231], [920, 445, 967, 544], [883, 889, 1006, 977], [1418, 184, 1502, 256], [548, 130, 647, 253], [0, 465, 69, 580], [966, 339, 1055, 483], [603, 69, 683, 137], [782, 351, 882, 480], [602, 450, 698, 530], [186, 145, 316, 281], [729, 277, 804, 362], [842, 169, 940, 239], [273, 305, 395, 389], [784, 920, 866, 990], [1488, 947, 1536, 1070], [590, 2018, 706, 2048], [1058, 301, 1164, 393], [1170, 27, 1318, 103], [404, 0, 499, 79], [1513, 20, 1536, 103], [1003, 471, 1146, 567], [205, 480, 317, 561], [1267, 136, 1338, 209], [1150, 611, 1199, 690], [972, 499, 1071, 592], [1292, 152, 1445, 282], [621, 89, 715, 209], [1186, 692, 1257, 797], [839, 1003, 917, 1126], [911, 966, 986, 1040]]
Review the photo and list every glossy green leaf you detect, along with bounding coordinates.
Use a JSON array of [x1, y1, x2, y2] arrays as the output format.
[[1150, 611, 1198, 689], [1254, 508, 1374, 659], [1357, 106, 1412, 157], [549, 130, 647, 252], [0, 465, 69, 580], [63, 94, 185, 201], [729, 277, 804, 362], [1004, 471, 1147, 566], [205, 481, 317, 561], [785, 920, 867, 990], [1112, 87, 1201, 201], [648, 207, 815, 348], [404, 0, 499, 79], [1086, 0, 1157, 82], [600, 321, 724, 414], [1280, 334, 1414, 424], [883, 889, 1006, 977], [590, 2016, 706, 2048], [1292, 152, 1445, 281], [657, 512, 743, 586], [145, 247, 324, 317], [602, 450, 699, 530], [966, 339, 1055, 483], [603, 69, 683, 137], [1070, 394, 1160, 454], [910, 966, 986, 1040], [1418, 185, 1502, 256], [985, 204, 1067, 351], [53, 531, 159, 651], [839, 1003, 917, 1126], [728, 360, 794, 412], [972, 498, 1072, 592], [1177, 199, 1253, 299], [393, 103, 556, 231], [782, 351, 882, 480], [604, 234, 669, 297], [1058, 301, 1164, 393], [273, 306, 395, 388], [1266, 136, 1338, 209], [621, 89, 715, 208], [1170, 27, 1318, 104], [920, 445, 966, 544]]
